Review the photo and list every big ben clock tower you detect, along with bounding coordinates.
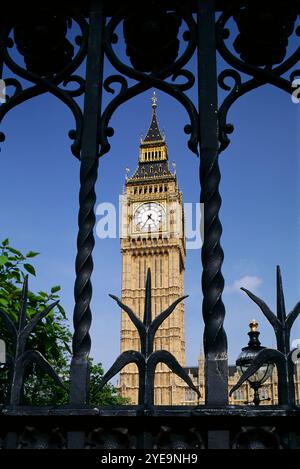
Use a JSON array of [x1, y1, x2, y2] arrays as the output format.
[[120, 93, 186, 405]]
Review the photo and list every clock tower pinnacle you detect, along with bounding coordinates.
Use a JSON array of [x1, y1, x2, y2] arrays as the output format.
[[120, 92, 186, 405]]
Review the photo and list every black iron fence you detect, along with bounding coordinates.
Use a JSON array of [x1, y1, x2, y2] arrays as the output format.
[[0, 0, 299, 449]]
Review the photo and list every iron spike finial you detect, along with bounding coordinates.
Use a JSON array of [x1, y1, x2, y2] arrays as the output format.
[[101, 269, 199, 407], [143, 268, 152, 326]]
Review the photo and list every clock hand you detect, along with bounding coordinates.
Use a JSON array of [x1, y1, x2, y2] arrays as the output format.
[[141, 214, 152, 229]]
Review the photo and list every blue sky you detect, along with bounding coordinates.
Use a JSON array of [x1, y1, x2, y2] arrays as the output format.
[[0, 18, 299, 377]]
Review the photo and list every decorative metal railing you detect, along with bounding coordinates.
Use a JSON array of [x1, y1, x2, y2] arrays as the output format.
[[99, 269, 200, 408], [0, 0, 299, 449]]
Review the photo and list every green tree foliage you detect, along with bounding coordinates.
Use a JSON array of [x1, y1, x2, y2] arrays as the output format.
[[0, 239, 128, 405]]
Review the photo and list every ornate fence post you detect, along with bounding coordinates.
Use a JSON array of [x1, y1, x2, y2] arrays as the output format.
[[197, 0, 229, 449], [69, 0, 105, 407]]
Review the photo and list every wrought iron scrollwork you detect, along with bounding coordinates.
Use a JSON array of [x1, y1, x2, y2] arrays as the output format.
[[216, 2, 300, 152], [232, 426, 281, 450], [98, 269, 200, 409], [232, 1, 298, 66], [86, 427, 135, 449], [13, 12, 74, 76], [18, 426, 66, 449], [123, 3, 182, 73], [0, 276, 65, 405], [0, 7, 88, 157], [154, 426, 205, 449], [99, 0, 199, 157]]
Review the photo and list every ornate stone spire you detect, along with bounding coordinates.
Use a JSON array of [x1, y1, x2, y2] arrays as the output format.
[[142, 91, 164, 143], [127, 92, 175, 180]]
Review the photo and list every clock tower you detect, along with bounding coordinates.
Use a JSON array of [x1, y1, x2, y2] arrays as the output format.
[[120, 93, 186, 405]]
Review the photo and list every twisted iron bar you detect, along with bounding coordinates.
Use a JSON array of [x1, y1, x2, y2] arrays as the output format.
[[69, 0, 105, 406], [71, 157, 98, 365], [200, 152, 227, 359], [196, 1, 228, 415]]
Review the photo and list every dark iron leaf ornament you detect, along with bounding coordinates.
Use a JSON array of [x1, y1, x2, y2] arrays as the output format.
[[98, 269, 200, 408], [230, 266, 300, 406], [216, 2, 300, 153], [0, 7, 88, 159], [123, 2, 182, 72], [14, 10, 74, 77], [232, 426, 281, 449], [0, 275, 65, 405], [233, 0, 298, 66]]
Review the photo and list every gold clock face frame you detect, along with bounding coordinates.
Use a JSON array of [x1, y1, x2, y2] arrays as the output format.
[[134, 202, 166, 233]]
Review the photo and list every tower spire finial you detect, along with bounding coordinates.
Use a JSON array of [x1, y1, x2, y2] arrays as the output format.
[[152, 91, 157, 110], [141, 91, 163, 144]]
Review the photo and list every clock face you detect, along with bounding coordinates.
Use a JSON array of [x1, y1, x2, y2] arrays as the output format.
[[134, 202, 165, 232]]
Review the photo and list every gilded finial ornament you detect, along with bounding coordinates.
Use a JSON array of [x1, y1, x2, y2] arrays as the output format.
[[249, 319, 258, 332]]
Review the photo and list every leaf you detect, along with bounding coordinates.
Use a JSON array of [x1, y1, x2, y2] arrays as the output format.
[[25, 251, 40, 258], [57, 303, 66, 319], [24, 264, 36, 276], [0, 298, 9, 307], [22, 300, 59, 339], [63, 340, 72, 355], [0, 255, 9, 266], [37, 291, 48, 298], [0, 308, 17, 342], [2, 239, 9, 246], [10, 270, 21, 283], [7, 247, 23, 257], [51, 285, 61, 294]]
